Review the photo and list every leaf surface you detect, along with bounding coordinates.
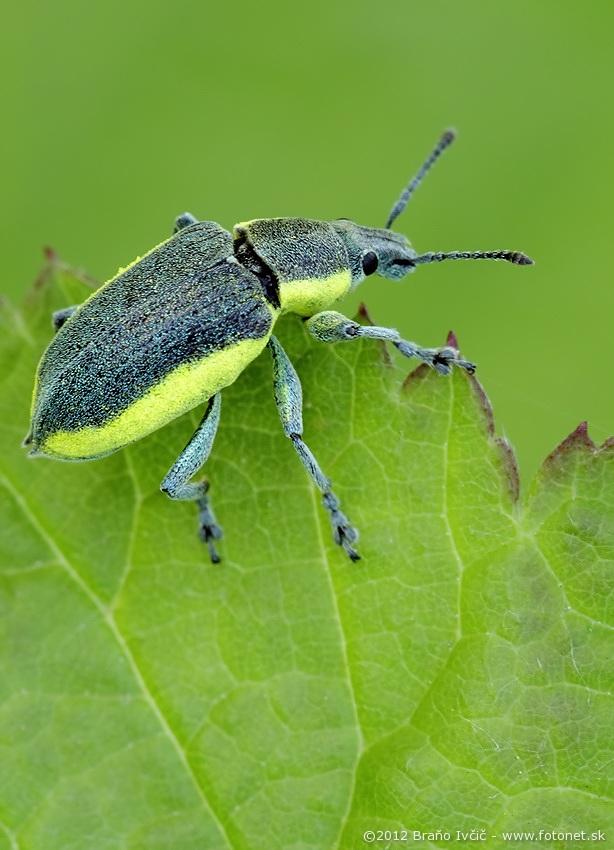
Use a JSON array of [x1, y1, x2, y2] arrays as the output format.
[[0, 258, 612, 849]]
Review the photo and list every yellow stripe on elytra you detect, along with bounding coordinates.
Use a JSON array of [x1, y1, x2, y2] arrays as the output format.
[[42, 334, 271, 460], [279, 270, 352, 316]]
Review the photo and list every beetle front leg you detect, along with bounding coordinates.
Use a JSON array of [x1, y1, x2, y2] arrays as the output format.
[[160, 393, 223, 563], [268, 335, 360, 562], [306, 310, 475, 375]]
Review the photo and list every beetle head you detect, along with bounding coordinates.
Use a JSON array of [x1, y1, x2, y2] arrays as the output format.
[[332, 129, 533, 291], [331, 220, 418, 288]]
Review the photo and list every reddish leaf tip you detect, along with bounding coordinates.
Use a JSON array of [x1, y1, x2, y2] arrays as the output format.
[[543, 420, 597, 468], [564, 421, 595, 449]]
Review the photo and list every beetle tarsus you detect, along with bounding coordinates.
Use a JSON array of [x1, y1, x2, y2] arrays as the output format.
[[395, 341, 476, 375], [323, 491, 360, 562], [430, 345, 476, 375], [197, 493, 223, 564]]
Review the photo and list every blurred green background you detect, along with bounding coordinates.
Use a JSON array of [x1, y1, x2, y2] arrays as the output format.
[[2, 0, 612, 483]]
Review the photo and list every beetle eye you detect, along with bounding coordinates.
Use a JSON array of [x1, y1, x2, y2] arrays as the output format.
[[362, 251, 378, 276]]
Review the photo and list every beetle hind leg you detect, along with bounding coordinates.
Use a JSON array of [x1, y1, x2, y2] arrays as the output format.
[[161, 393, 223, 563], [268, 336, 360, 562]]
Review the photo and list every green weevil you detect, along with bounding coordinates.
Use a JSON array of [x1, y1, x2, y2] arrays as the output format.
[[24, 129, 533, 562]]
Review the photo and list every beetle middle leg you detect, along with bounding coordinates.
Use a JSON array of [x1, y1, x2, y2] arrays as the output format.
[[306, 310, 476, 375], [173, 212, 199, 233], [52, 305, 79, 331], [161, 393, 223, 563], [268, 335, 360, 562]]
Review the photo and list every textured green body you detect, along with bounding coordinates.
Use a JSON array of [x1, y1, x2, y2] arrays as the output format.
[[27, 216, 357, 461], [235, 218, 353, 314], [29, 221, 276, 459]]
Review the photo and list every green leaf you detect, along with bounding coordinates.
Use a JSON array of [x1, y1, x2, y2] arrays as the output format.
[[1, 256, 612, 849]]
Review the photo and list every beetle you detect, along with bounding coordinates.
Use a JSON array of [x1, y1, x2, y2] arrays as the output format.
[[24, 129, 532, 563]]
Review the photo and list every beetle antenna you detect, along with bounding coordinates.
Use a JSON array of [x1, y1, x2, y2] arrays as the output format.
[[408, 249, 534, 267], [385, 128, 456, 230]]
